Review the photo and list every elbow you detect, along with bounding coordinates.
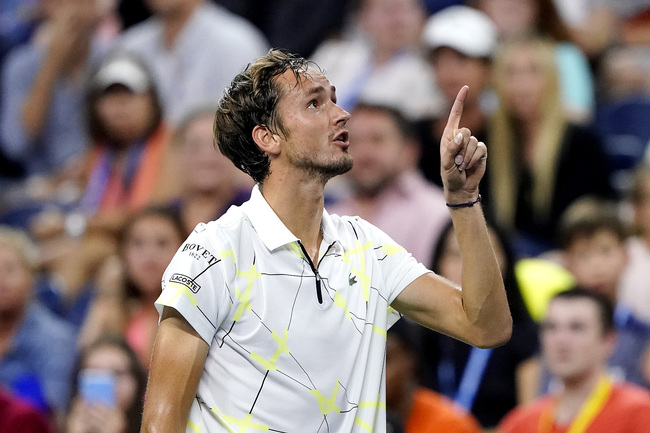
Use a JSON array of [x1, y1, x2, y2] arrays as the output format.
[[472, 315, 513, 349]]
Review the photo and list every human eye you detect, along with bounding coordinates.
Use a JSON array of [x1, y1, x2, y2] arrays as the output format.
[[308, 99, 319, 109]]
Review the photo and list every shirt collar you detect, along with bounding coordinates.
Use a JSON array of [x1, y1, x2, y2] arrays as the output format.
[[242, 185, 344, 253]]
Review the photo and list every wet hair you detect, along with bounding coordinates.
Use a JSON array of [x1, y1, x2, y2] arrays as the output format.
[[213, 49, 321, 184], [68, 335, 147, 433], [550, 287, 615, 334], [557, 196, 629, 250]]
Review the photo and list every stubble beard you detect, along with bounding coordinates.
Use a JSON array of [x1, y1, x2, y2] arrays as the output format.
[[290, 151, 354, 184]]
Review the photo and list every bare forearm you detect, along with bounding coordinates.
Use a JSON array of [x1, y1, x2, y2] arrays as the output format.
[[21, 50, 63, 137], [450, 204, 512, 347], [141, 309, 209, 433]]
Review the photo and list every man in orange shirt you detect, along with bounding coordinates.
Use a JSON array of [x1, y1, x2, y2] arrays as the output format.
[[499, 287, 650, 433], [386, 320, 480, 433]]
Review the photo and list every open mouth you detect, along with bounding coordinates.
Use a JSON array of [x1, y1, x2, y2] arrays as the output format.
[[333, 131, 349, 145]]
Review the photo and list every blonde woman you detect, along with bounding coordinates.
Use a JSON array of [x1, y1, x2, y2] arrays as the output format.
[[484, 37, 614, 256]]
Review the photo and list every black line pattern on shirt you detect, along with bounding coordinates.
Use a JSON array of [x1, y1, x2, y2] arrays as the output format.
[[250, 370, 269, 414], [191, 226, 398, 432]]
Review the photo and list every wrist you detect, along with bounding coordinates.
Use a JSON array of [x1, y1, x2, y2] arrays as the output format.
[[445, 194, 481, 209]]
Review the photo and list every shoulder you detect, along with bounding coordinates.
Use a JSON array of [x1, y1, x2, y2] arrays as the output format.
[[610, 383, 650, 408], [328, 214, 384, 242], [0, 391, 52, 433], [410, 388, 481, 433]]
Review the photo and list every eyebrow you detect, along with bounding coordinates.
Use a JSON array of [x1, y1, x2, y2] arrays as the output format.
[[305, 85, 337, 99]]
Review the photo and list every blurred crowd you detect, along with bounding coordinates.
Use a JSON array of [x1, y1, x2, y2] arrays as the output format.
[[0, 0, 649, 432]]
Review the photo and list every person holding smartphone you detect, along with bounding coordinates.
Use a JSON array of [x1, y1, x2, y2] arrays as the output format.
[[65, 335, 146, 433]]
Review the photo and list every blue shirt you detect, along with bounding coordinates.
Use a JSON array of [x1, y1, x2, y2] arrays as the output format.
[[0, 302, 77, 413]]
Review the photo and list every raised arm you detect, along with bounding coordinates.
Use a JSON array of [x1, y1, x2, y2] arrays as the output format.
[[141, 307, 209, 433], [392, 86, 512, 348]]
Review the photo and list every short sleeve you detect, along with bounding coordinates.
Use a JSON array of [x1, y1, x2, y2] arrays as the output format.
[[364, 220, 431, 305], [156, 223, 232, 345]]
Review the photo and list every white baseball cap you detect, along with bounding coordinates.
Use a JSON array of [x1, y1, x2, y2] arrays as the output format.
[[91, 56, 151, 94], [422, 5, 498, 59]]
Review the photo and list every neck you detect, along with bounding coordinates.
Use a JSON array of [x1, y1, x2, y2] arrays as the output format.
[[260, 172, 326, 262], [555, 367, 606, 424], [161, 1, 200, 48]]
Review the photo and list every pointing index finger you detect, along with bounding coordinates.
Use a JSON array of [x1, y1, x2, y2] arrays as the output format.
[[444, 85, 469, 140]]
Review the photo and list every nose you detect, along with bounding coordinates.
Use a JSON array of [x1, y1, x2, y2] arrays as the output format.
[[334, 103, 351, 125]]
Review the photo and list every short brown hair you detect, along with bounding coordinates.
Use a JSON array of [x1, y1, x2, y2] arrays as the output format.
[[557, 196, 628, 249], [213, 49, 321, 184]]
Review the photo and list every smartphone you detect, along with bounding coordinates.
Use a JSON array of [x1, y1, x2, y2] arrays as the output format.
[[79, 369, 116, 406]]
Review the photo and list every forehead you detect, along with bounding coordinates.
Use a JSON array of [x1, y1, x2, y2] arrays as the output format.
[[545, 298, 600, 325], [567, 230, 624, 252], [275, 69, 333, 99]]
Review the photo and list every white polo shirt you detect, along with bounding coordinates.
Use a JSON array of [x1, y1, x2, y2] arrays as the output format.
[[156, 185, 430, 433]]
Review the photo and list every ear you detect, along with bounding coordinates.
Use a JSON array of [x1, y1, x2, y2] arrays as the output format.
[[603, 330, 617, 360], [252, 125, 281, 156]]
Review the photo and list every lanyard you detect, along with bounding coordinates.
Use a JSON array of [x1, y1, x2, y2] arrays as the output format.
[[454, 347, 493, 411], [537, 376, 613, 433]]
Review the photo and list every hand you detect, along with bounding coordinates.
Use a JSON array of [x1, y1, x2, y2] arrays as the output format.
[[67, 398, 126, 433], [440, 86, 487, 203]]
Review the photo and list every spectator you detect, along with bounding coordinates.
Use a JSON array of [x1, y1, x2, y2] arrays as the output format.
[[65, 335, 147, 433], [0, 385, 54, 433], [78, 206, 185, 367], [327, 103, 447, 266], [619, 163, 650, 324], [551, 0, 618, 60], [116, 0, 268, 125], [472, 0, 595, 123], [23, 52, 178, 315], [557, 196, 650, 388], [485, 36, 614, 256], [168, 105, 253, 235], [420, 221, 540, 428], [499, 288, 650, 433], [310, 0, 443, 120], [0, 226, 76, 417], [417, 5, 497, 187], [386, 319, 481, 433], [0, 0, 119, 181]]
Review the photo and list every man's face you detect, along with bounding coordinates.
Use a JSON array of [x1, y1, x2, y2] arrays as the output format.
[[0, 244, 33, 315], [541, 298, 613, 382], [499, 44, 548, 121], [360, 0, 425, 54], [432, 47, 490, 106], [564, 231, 627, 301], [273, 69, 352, 182], [346, 108, 411, 196], [178, 114, 247, 194]]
